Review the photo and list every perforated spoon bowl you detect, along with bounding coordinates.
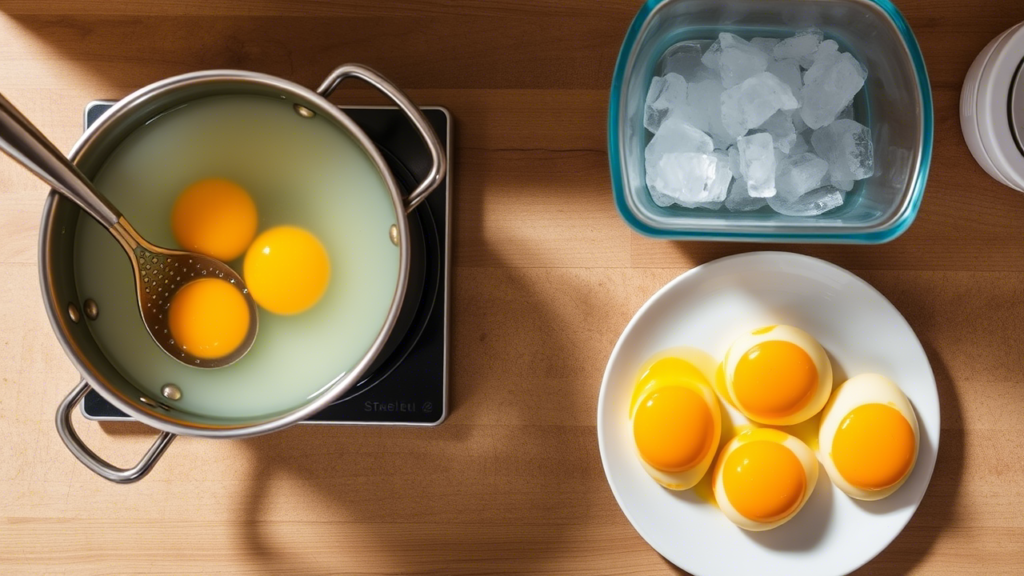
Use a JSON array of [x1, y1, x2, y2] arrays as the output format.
[[0, 92, 258, 368]]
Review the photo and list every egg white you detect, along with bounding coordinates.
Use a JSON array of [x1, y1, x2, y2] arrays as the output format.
[[818, 374, 920, 501], [712, 428, 819, 531], [723, 325, 833, 426], [630, 359, 722, 491]]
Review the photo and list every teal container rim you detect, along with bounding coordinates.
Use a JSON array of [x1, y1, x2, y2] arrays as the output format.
[[607, 0, 934, 244]]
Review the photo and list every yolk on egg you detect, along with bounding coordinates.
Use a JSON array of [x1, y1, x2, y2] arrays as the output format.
[[171, 178, 258, 262], [721, 440, 806, 523], [832, 403, 916, 490], [167, 278, 250, 359], [631, 356, 708, 409], [733, 340, 818, 419], [633, 386, 714, 472], [244, 225, 330, 315]]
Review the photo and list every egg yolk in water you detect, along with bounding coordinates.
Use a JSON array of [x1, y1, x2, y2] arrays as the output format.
[[167, 278, 250, 359], [244, 225, 330, 315], [721, 436, 807, 522], [832, 403, 916, 490], [172, 178, 257, 261], [733, 340, 818, 419]]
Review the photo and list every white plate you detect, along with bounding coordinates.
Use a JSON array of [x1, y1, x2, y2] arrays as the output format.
[[597, 252, 939, 576]]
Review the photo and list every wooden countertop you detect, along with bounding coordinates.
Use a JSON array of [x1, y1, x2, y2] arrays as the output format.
[[1, 1, 1022, 574]]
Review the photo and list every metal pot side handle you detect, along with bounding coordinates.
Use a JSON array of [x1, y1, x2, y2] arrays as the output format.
[[317, 64, 447, 213], [55, 380, 176, 484]]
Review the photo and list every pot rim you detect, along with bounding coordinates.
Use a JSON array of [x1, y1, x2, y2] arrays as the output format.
[[39, 69, 414, 438]]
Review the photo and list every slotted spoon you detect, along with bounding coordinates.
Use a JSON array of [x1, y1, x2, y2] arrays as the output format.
[[0, 93, 258, 368]]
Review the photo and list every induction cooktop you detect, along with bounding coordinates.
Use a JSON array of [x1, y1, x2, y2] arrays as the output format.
[[81, 102, 451, 425]]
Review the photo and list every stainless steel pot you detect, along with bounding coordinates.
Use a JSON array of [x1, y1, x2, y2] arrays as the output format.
[[39, 65, 446, 483]]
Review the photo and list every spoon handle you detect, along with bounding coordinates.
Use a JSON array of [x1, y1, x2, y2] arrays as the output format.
[[0, 92, 120, 228]]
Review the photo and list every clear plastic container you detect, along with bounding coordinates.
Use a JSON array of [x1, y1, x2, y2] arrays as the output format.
[[608, 0, 932, 243]]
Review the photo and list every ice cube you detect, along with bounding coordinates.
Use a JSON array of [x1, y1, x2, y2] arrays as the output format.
[[810, 119, 874, 182], [720, 72, 799, 138], [727, 145, 741, 175], [687, 78, 732, 148], [662, 41, 713, 82], [649, 187, 676, 207], [791, 110, 808, 133], [708, 150, 733, 202], [643, 73, 688, 133], [701, 37, 723, 70], [650, 188, 723, 209], [719, 33, 770, 88], [760, 111, 797, 153], [646, 116, 713, 168], [647, 152, 719, 203], [766, 59, 802, 104], [678, 199, 725, 210], [833, 178, 855, 191], [803, 47, 863, 87], [775, 152, 830, 200], [804, 39, 838, 69], [724, 177, 768, 211], [800, 52, 867, 129], [767, 185, 845, 216], [750, 37, 781, 57], [774, 145, 787, 168], [644, 77, 667, 133], [737, 132, 777, 197], [789, 133, 810, 156], [773, 29, 823, 63], [838, 102, 855, 120]]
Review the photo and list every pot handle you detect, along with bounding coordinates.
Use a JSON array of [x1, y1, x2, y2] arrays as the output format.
[[317, 64, 446, 213], [55, 379, 176, 484]]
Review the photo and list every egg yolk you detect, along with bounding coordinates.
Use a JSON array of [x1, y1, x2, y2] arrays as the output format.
[[631, 356, 709, 410], [633, 386, 713, 472], [832, 403, 915, 490], [243, 225, 330, 315], [733, 340, 817, 418], [722, 440, 806, 522], [171, 178, 257, 261], [167, 278, 250, 359]]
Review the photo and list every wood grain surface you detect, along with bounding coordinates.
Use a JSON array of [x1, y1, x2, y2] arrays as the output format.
[[1, 1, 1023, 574]]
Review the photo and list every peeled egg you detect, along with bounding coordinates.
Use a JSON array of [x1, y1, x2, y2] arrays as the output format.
[[630, 356, 722, 490], [167, 278, 251, 360], [243, 225, 330, 315], [171, 178, 257, 261], [712, 428, 818, 531], [723, 325, 832, 425], [819, 374, 919, 501]]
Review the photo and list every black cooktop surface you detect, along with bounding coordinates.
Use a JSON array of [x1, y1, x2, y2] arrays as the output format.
[[82, 103, 450, 425]]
